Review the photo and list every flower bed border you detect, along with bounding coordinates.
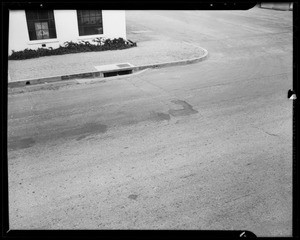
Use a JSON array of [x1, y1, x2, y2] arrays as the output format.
[[8, 37, 137, 60]]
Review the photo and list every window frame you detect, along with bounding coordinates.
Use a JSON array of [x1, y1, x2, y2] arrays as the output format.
[[25, 10, 57, 41], [76, 10, 104, 37]]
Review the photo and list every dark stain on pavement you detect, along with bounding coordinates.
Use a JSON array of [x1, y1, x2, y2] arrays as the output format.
[[8, 137, 36, 151], [168, 100, 198, 117], [76, 135, 88, 141], [150, 112, 171, 122], [128, 194, 138, 200], [156, 112, 171, 121], [73, 122, 107, 141], [180, 173, 197, 179]]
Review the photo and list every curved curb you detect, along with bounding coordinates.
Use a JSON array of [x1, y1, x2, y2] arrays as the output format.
[[132, 47, 208, 72], [8, 47, 208, 88]]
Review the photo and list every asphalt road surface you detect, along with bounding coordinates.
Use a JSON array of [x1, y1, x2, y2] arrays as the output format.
[[7, 7, 293, 236]]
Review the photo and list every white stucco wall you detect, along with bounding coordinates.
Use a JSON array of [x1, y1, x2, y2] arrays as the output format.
[[260, 2, 293, 11], [53, 10, 79, 45], [102, 10, 126, 39], [8, 10, 126, 55], [8, 10, 30, 55]]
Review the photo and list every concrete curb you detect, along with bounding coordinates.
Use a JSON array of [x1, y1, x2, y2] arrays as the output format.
[[8, 47, 208, 88]]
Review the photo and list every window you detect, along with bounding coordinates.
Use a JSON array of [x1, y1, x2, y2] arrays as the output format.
[[25, 10, 57, 41], [77, 10, 103, 36]]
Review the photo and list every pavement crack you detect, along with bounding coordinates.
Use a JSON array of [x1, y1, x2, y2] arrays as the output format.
[[263, 131, 280, 137], [224, 193, 252, 204], [143, 79, 171, 95], [252, 126, 280, 137], [183, 72, 291, 92]]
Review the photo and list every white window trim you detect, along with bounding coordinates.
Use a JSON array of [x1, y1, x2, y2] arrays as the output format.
[[77, 34, 105, 41], [27, 39, 59, 45]]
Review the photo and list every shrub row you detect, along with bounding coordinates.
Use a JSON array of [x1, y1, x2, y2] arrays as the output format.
[[8, 37, 137, 60]]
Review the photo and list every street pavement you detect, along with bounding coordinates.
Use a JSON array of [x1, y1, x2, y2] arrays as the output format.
[[7, 7, 292, 236]]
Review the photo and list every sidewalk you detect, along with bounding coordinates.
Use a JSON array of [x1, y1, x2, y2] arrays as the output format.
[[8, 39, 207, 83]]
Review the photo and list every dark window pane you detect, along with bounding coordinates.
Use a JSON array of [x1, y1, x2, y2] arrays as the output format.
[[27, 21, 35, 31], [77, 10, 103, 36], [26, 11, 38, 20], [89, 11, 95, 17], [84, 27, 97, 35], [78, 27, 84, 36], [96, 27, 103, 34], [49, 28, 57, 38], [83, 17, 90, 24], [48, 11, 54, 19], [82, 10, 89, 18], [95, 16, 102, 24], [38, 10, 49, 20], [48, 20, 55, 28], [90, 17, 96, 24], [28, 30, 36, 41]]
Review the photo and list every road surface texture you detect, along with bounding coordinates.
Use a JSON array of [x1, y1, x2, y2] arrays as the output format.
[[8, 7, 292, 236]]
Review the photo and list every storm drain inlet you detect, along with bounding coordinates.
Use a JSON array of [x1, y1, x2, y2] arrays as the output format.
[[95, 63, 135, 78], [103, 69, 133, 78]]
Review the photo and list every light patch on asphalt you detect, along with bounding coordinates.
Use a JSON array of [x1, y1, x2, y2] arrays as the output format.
[[168, 100, 199, 117]]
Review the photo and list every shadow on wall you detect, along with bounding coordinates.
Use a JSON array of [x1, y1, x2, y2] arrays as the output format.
[[259, 2, 293, 11]]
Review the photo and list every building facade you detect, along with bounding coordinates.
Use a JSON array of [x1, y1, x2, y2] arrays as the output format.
[[259, 2, 293, 11], [8, 10, 126, 54]]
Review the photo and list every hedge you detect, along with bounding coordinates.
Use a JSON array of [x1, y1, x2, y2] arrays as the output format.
[[8, 37, 137, 60]]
